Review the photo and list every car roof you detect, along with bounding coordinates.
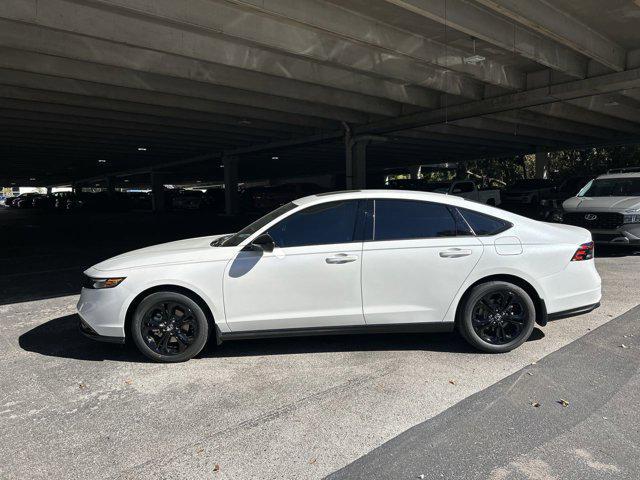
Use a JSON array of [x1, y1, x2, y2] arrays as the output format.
[[596, 172, 640, 179], [295, 189, 472, 207]]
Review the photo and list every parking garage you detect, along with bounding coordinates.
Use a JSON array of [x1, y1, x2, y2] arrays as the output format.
[[2, 1, 640, 479]]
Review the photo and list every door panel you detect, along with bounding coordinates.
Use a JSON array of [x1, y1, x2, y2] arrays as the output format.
[[362, 199, 483, 325], [223, 243, 364, 331], [223, 199, 366, 332], [362, 237, 483, 324]]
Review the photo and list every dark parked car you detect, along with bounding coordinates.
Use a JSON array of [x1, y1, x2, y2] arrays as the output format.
[[13, 193, 42, 208], [501, 179, 557, 206]]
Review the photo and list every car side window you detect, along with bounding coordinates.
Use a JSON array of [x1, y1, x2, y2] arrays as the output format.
[[373, 199, 457, 241], [457, 208, 512, 236], [267, 200, 359, 248]]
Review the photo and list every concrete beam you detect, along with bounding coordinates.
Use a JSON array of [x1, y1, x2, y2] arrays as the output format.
[[0, 49, 376, 123], [528, 103, 640, 135], [0, 1, 443, 106], [0, 22, 408, 116], [567, 95, 640, 125], [382, 0, 587, 77], [0, 92, 314, 136], [474, 0, 626, 72], [354, 66, 640, 135], [72, 0, 481, 99], [0, 72, 341, 129], [225, 0, 524, 91]]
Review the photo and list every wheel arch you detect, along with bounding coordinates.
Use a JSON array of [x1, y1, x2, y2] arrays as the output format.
[[124, 284, 218, 343], [454, 274, 547, 327]]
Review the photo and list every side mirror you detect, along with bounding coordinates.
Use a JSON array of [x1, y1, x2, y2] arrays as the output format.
[[248, 233, 275, 253]]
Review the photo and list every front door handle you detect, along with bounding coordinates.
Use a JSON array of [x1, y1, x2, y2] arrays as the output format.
[[326, 253, 358, 264], [439, 248, 473, 258]]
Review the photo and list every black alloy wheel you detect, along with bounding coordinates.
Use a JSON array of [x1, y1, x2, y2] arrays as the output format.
[[141, 301, 198, 355], [131, 291, 209, 362], [471, 289, 527, 345], [458, 281, 535, 353]]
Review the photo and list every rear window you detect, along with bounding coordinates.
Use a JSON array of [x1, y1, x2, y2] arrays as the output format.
[[458, 208, 512, 236]]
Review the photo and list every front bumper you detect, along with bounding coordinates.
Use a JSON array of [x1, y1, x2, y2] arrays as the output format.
[[77, 284, 130, 338], [79, 317, 125, 344]]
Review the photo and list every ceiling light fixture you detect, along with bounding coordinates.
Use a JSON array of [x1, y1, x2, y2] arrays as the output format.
[[30, 177, 36, 181], [272, 156, 279, 160], [464, 38, 486, 65], [98, 159, 107, 163], [238, 119, 252, 126], [137, 146, 147, 152]]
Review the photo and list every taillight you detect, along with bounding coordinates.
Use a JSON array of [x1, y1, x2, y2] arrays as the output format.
[[571, 242, 594, 261]]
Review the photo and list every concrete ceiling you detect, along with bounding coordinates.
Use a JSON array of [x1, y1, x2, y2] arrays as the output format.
[[1, 0, 640, 186]]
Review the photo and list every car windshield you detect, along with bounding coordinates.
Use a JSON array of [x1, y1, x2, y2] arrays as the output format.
[[218, 202, 297, 247], [578, 177, 640, 197]]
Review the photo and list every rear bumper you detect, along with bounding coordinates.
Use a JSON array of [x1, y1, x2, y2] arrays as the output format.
[[547, 302, 600, 321]]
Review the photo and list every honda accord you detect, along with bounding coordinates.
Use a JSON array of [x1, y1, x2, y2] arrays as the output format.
[[78, 190, 601, 362]]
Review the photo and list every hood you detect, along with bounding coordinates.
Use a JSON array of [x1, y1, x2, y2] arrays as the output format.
[[91, 234, 233, 272], [563, 196, 640, 211]]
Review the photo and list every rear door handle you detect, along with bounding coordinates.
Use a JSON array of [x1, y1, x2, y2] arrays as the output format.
[[326, 253, 358, 264], [439, 248, 473, 258]]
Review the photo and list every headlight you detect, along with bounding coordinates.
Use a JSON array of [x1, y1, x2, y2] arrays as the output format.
[[83, 276, 126, 289], [623, 209, 640, 224]]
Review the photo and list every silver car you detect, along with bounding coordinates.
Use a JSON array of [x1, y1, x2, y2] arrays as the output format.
[[562, 171, 640, 245]]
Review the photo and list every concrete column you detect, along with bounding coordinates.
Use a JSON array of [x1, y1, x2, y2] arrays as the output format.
[[409, 165, 422, 179], [346, 139, 370, 189], [105, 175, 115, 197], [223, 156, 240, 216], [456, 162, 467, 179], [151, 171, 165, 212], [534, 150, 549, 179], [46, 186, 52, 194]]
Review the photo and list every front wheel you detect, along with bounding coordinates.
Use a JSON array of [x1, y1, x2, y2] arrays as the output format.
[[458, 281, 535, 353], [131, 291, 209, 362]]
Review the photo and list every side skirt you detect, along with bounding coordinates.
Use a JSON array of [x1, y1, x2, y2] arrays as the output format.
[[219, 322, 455, 342]]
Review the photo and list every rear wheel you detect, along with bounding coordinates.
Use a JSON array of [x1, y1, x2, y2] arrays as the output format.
[[131, 291, 209, 362], [458, 281, 535, 353]]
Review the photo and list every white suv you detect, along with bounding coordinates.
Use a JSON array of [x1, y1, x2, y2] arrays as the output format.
[[562, 170, 640, 245]]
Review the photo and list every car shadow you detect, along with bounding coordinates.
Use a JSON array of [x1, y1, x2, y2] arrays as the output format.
[[19, 314, 546, 362]]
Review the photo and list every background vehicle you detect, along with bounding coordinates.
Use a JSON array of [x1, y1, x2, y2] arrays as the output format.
[[13, 193, 41, 208], [78, 190, 600, 362], [562, 172, 640, 244], [171, 189, 210, 210], [250, 183, 326, 211], [387, 179, 501, 205], [539, 176, 593, 222], [501, 179, 556, 206]]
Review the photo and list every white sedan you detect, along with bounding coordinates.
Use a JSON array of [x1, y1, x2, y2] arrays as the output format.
[[77, 190, 601, 362]]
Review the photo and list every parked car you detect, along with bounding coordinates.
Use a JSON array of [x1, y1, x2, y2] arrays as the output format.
[[32, 194, 57, 209], [539, 176, 593, 222], [502, 179, 556, 205], [53, 192, 73, 210], [13, 193, 42, 208], [387, 179, 501, 205], [562, 171, 640, 245], [78, 190, 601, 362], [171, 189, 211, 210], [249, 183, 326, 212]]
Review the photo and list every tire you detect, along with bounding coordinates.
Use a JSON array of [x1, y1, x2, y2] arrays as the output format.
[[458, 281, 535, 353], [131, 291, 209, 362]]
